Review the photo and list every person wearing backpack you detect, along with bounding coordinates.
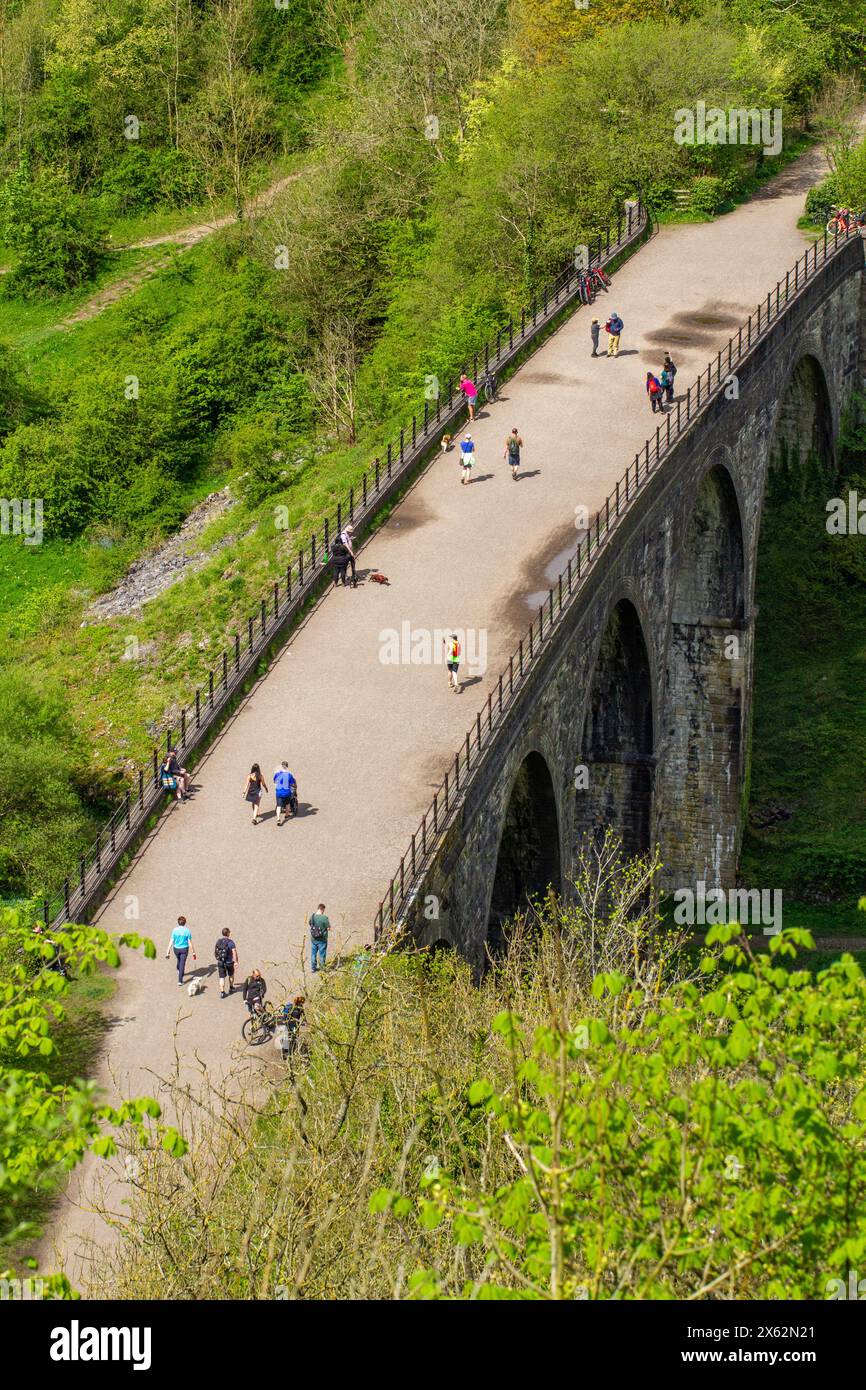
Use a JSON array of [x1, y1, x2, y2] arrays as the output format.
[[330, 534, 350, 587], [309, 904, 330, 973], [504, 428, 523, 482], [646, 371, 663, 413], [214, 926, 238, 998], [606, 312, 624, 357], [443, 633, 462, 692], [273, 761, 298, 825]]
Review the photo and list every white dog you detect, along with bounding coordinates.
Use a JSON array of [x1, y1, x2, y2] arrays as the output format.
[[187, 977, 203, 997]]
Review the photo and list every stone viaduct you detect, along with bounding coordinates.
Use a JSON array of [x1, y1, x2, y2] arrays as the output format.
[[395, 233, 866, 971]]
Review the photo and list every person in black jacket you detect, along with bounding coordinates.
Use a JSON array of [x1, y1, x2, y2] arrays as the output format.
[[242, 968, 267, 1014], [330, 535, 350, 587]]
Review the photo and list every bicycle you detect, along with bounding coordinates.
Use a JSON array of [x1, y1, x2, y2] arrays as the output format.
[[826, 206, 866, 235], [590, 264, 611, 292], [241, 999, 276, 1044], [577, 271, 594, 305]]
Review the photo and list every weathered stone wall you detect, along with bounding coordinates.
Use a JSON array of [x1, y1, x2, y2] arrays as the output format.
[[413, 237, 865, 972]]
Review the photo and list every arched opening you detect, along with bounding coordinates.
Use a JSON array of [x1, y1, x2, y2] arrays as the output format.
[[770, 354, 834, 482], [488, 751, 560, 954], [575, 599, 654, 861], [742, 352, 854, 908], [657, 464, 746, 891]]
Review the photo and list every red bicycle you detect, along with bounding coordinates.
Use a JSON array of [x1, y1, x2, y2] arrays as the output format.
[[577, 270, 594, 305], [826, 206, 866, 235], [590, 265, 611, 291]]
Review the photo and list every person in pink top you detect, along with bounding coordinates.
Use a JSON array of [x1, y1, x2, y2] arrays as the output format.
[[459, 375, 478, 422]]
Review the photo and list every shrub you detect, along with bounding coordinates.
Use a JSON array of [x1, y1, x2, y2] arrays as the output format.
[[689, 174, 725, 217], [0, 163, 108, 299], [805, 173, 841, 224]]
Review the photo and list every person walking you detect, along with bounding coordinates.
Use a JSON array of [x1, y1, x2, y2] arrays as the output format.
[[646, 371, 663, 413], [659, 364, 673, 404], [165, 915, 195, 985], [242, 967, 267, 1016], [605, 312, 624, 357], [309, 904, 330, 973], [504, 427, 523, 481], [340, 523, 357, 587], [443, 633, 461, 692], [459, 435, 475, 484], [590, 318, 601, 357], [243, 763, 268, 824], [273, 761, 298, 824], [214, 926, 238, 998], [330, 533, 350, 587], [459, 375, 478, 422], [662, 352, 677, 402]]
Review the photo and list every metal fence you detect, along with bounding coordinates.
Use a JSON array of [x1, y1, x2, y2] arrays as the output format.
[[371, 222, 864, 941], [43, 199, 648, 929]]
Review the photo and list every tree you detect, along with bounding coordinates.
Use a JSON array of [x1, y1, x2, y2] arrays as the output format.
[[0, 902, 181, 1291], [182, 0, 272, 220], [305, 314, 360, 444]]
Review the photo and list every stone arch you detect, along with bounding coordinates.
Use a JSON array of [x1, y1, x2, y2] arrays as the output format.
[[574, 597, 654, 861], [769, 352, 835, 481], [657, 461, 746, 891], [488, 749, 561, 955]]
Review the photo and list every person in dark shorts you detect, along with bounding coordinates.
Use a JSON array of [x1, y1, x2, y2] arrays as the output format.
[[273, 762, 298, 825], [215, 926, 238, 998], [504, 428, 523, 481]]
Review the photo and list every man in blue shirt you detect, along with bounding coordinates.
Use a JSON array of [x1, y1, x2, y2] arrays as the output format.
[[273, 761, 298, 825], [165, 915, 195, 984]]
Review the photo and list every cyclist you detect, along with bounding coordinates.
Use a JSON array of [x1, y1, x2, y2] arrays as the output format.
[[273, 761, 298, 825], [242, 968, 267, 1015]]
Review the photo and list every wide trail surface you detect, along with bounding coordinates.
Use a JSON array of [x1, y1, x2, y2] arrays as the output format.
[[40, 142, 830, 1287]]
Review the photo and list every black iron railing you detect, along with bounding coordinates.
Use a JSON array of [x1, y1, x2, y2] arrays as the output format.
[[42, 199, 648, 929], [372, 222, 864, 941]]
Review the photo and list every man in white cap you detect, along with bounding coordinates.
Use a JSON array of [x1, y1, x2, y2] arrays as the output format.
[[340, 522, 357, 587]]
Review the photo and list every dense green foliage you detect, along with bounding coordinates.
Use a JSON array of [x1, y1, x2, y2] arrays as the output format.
[[0, 902, 169, 1284], [98, 855, 866, 1300], [742, 391, 866, 909]]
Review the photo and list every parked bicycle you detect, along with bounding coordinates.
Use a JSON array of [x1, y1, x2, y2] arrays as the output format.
[[826, 206, 866, 235], [577, 271, 594, 305], [590, 264, 611, 292]]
